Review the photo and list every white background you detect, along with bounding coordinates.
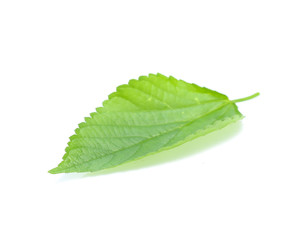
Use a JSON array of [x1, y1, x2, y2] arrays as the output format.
[[1, 0, 293, 239]]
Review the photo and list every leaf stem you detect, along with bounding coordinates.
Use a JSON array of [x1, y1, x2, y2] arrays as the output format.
[[232, 92, 260, 103]]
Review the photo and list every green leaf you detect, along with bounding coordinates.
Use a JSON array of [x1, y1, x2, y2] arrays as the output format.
[[49, 73, 259, 174]]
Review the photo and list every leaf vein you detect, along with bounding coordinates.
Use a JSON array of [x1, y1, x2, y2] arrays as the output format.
[[128, 85, 173, 109]]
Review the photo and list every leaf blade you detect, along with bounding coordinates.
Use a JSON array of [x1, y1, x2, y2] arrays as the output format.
[[49, 74, 248, 174]]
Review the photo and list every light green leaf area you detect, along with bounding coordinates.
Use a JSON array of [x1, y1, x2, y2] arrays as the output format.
[[49, 73, 259, 174]]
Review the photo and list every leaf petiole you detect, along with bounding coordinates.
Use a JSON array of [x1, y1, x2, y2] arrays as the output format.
[[232, 92, 260, 103]]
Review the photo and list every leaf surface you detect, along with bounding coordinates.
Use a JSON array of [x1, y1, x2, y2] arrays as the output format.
[[49, 73, 258, 174]]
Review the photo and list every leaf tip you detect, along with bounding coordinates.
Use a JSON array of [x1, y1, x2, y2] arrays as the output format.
[[48, 167, 63, 174]]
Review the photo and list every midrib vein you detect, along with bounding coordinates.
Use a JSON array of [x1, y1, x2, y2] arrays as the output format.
[[81, 101, 229, 130]]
